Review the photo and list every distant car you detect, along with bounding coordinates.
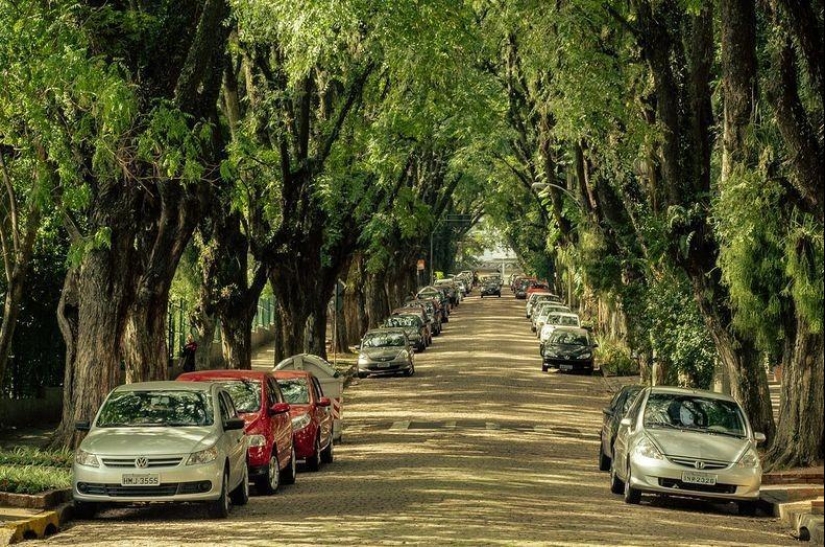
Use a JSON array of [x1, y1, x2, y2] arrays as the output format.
[[383, 315, 427, 351], [526, 292, 553, 317], [532, 303, 572, 333], [272, 370, 334, 472], [177, 370, 296, 494], [514, 278, 535, 299], [541, 326, 597, 374], [357, 328, 416, 377], [526, 281, 551, 298], [392, 307, 432, 346], [610, 386, 765, 514], [413, 298, 443, 335], [434, 279, 460, 306], [539, 312, 582, 352], [480, 282, 501, 298], [72, 381, 249, 519], [599, 385, 644, 471], [417, 286, 451, 321]]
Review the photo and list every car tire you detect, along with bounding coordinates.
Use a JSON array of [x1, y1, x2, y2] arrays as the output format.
[[321, 437, 334, 464], [609, 461, 624, 494], [623, 466, 641, 505], [306, 436, 322, 472], [230, 464, 249, 506], [256, 453, 280, 495], [541, 364, 549, 373], [598, 443, 611, 472], [404, 363, 415, 377], [738, 501, 758, 516], [207, 468, 231, 519], [281, 447, 297, 485], [72, 500, 98, 520]]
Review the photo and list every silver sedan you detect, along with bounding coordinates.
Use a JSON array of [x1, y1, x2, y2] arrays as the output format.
[[610, 386, 765, 514]]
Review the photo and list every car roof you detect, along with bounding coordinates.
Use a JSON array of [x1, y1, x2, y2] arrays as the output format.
[[271, 370, 315, 380], [644, 386, 738, 403], [116, 381, 214, 392], [548, 311, 579, 318]]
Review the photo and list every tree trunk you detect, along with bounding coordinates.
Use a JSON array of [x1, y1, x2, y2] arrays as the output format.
[[122, 292, 172, 383], [766, 325, 824, 469], [192, 310, 217, 370], [365, 271, 390, 328], [343, 254, 367, 347], [220, 313, 253, 369]]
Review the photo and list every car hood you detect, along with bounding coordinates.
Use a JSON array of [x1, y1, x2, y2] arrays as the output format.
[[647, 429, 750, 462], [363, 347, 404, 359], [82, 426, 218, 456]]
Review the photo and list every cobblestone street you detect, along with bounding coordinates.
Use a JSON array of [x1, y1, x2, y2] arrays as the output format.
[[38, 295, 796, 546]]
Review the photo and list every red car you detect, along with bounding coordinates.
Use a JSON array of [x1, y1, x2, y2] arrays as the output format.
[[177, 370, 296, 494], [272, 370, 334, 471]]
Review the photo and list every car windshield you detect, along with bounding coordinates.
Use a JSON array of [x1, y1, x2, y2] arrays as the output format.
[[550, 332, 590, 346], [643, 393, 747, 437], [363, 333, 406, 347], [548, 314, 579, 326], [277, 379, 310, 404], [212, 380, 261, 413], [96, 390, 213, 427], [386, 316, 416, 328]]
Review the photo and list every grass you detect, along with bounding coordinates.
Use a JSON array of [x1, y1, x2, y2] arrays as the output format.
[[0, 446, 73, 494]]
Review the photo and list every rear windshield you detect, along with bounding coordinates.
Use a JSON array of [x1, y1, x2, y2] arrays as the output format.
[[277, 379, 310, 405], [643, 393, 747, 437], [97, 390, 213, 427]]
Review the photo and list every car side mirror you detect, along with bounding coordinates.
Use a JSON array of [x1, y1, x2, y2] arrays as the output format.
[[269, 402, 291, 416], [753, 432, 767, 444], [224, 417, 245, 431], [318, 397, 332, 408], [75, 421, 91, 432], [620, 417, 633, 428]]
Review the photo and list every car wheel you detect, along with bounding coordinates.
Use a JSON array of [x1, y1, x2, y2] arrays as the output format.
[[321, 437, 334, 464], [256, 453, 280, 495], [72, 500, 98, 520], [541, 363, 549, 373], [207, 468, 231, 519], [738, 501, 758, 516], [230, 464, 249, 506], [306, 436, 321, 472], [598, 443, 611, 472], [623, 465, 641, 505], [281, 447, 297, 485], [609, 461, 624, 494]]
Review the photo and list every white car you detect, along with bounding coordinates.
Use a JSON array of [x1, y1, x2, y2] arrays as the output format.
[[539, 312, 581, 350], [610, 386, 765, 514], [532, 303, 572, 333], [73, 381, 249, 519]]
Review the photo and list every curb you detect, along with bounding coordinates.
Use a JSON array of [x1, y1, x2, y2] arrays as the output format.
[[1, 502, 71, 545]]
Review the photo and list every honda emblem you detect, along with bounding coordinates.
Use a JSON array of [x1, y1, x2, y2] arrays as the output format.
[[694, 460, 706, 470]]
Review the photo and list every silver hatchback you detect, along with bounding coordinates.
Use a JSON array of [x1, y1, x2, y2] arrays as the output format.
[[73, 381, 249, 519], [610, 386, 765, 514]]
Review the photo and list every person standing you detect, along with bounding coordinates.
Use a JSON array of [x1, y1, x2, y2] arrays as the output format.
[[180, 335, 198, 373]]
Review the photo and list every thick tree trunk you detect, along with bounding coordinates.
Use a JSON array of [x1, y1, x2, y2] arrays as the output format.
[[365, 271, 390, 328], [192, 311, 217, 370], [343, 254, 368, 346], [220, 313, 253, 369], [766, 325, 824, 469], [122, 293, 172, 383]]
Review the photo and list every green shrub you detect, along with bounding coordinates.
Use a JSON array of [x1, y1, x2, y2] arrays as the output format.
[[0, 446, 73, 469], [596, 338, 639, 377], [0, 465, 72, 494]]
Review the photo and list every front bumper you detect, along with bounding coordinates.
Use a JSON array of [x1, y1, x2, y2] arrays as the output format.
[[359, 360, 413, 376], [543, 358, 594, 373], [73, 457, 224, 503], [628, 455, 761, 501]]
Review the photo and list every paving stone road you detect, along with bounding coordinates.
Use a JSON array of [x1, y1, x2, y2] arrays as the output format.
[[38, 293, 796, 546]]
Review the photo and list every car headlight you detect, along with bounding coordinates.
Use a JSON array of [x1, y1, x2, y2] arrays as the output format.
[[396, 350, 408, 361], [291, 413, 312, 431], [247, 434, 266, 448], [410, 333, 421, 341], [736, 446, 760, 468], [75, 449, 100, 468], [634, 436, 664, 460], [358, 353, 369, 365], [186, 445, 219, 466], [580, 352, 592, 360]]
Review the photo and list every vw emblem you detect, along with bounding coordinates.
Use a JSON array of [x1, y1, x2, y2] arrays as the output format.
[[694, 460, 706, 470], [135, 456, 149, 469]]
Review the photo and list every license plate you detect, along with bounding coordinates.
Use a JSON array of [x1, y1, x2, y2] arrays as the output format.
[[682, 471, 717, 486], [121, 474, 160, 486], [377, 363, 392, 368], [560, 364, 573, 371]]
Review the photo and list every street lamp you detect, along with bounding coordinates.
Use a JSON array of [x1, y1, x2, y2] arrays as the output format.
[[530, 182, 583, 209]]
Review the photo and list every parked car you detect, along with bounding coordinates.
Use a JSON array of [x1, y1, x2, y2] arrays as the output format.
[[434, 279, 460, 306], [413, 298, 443, 335], [541, 326, 597, 374], [417, 286, 451, 321], [526, 292, 554, 317], [272, 370, 334, 472], [610, 386, 765, 514], [72, 381, 249, 519], [514, 277, 535, 299], [532, 303, 572, 333], [176, 370, 296, 494], [539, 312, 582, 352], [383, 314, 428, 351], [356, 328, 416, 377], [599, 385, 644, 471], [526, 281, 551, 298], [392, 307, 432, 346], [399, 300, 440, 337]]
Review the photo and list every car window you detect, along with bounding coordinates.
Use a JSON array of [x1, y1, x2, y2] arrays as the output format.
[[211, 380, 261, 414], [96, 389, 213, 427], [643, 393, 746, 437], [278, 378, 310, 404], [312, 377, 324, 399], [218, 391, 238, 420]]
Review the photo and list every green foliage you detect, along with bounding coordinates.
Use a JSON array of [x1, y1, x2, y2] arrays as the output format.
[[0, 447, 73, 469], [0, 465, 72, 494], [596, 337, 639, 377]]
